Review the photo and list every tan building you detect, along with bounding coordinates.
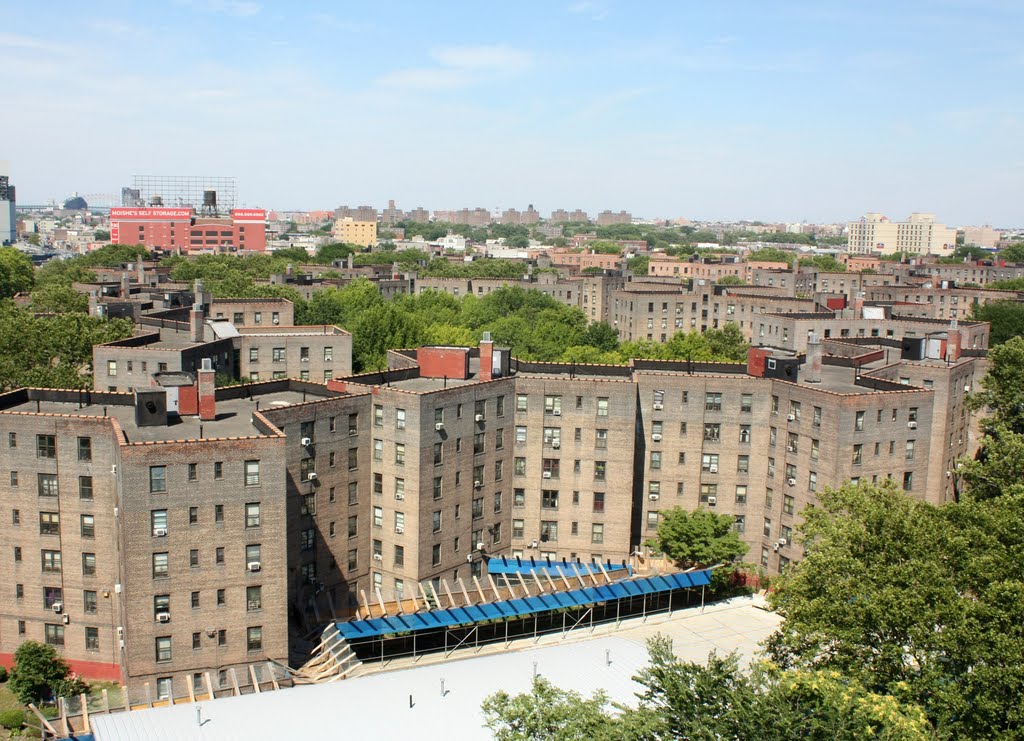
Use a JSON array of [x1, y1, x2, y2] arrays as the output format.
[[961, 226, 1001, 249], [847, 213, 957, 256], [333, 218, 377, 247]]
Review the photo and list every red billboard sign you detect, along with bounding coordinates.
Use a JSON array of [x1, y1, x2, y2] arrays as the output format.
[[110, 208, 193, 220]]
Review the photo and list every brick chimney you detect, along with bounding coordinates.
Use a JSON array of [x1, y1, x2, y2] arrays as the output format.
[[946, 319, 962, 362], [189, 303, 205, 343], [479, 333, 494, 382], [197, 358, 216, 421]]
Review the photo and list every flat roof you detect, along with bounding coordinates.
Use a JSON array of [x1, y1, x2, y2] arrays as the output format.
[[1, 392, 319, 443], [89, 595, 780, 741]]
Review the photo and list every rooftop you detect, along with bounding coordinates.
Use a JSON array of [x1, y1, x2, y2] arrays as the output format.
[[0, 388, 330, 443]]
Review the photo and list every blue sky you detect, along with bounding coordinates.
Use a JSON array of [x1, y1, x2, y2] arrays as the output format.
[[3, 1, 1022, 224]]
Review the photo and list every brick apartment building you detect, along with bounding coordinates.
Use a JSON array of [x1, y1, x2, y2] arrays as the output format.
[[0, 310, 988, 703], [109, 208, 267, 253]]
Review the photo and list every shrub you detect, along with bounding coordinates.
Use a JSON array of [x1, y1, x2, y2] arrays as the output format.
[[0, 709, 25, 731], [0, 664, 8, 682]]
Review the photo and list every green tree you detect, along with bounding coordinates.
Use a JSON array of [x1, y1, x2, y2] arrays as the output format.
[[798, 255, 846, 272], [93, 229, 111, 241], [969, 335, 1024, 430], [646, 507, 748, 567], [767, 482, 1024, 738], [316, 242, 358, 263], [999, 242, 1024, 263], [626, 255, 649, 275], [29, 284, 89, 313], [972, 300, 1024, 346], [746, 247, 794, 265], [0, 247, 35, 297], [34, 258, 96, 288], [988, 276, 1024, 291], [482, 676, 625, 740], [579, 322, 619, 352], [717, 274, 746, 285], [300, 278, 383, 328], [352, 303, 425, 371], [8, 641, 77, 704]]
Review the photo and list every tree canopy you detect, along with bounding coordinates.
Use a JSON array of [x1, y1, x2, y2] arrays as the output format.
[[767, 481, 1024, 738], [8, 641, 85, 705], [971, 299, 1024, 346], [1000, 242, 1024, 263], [645, 506, 748, 568], [0, 247, 34, 298]]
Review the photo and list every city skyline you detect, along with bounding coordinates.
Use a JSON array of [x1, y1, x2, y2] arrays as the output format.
[[3, 1, 1023, 224]]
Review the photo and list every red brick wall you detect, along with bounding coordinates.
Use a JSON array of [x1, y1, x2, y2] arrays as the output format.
[[418, 347, 470, 380]]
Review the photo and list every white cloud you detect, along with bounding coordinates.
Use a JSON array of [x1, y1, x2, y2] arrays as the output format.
[[175, 0, 261, 18], [567, 1, 609, 21], [89, 20, 151, 36], [374, 44, 534, 92], [0, 32, 72, 54]]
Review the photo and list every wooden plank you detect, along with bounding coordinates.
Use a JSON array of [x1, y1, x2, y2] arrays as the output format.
[[120, 685, 131, 711], [266, 662, 281, 691], [230, 667, 241, 696], [457, 578, 473, 606], [27, 704, 58, 736], [472, 576, 488, 604], [485, 573, 502, 601], [596, 560, 612, 584], [530, 568, 545, 594], [442, 578, 457, 608], [374, 586, 387, 616], [249, 664, 262, 693], [187, 675, 197, 703], [358, 588, 371, 619], [570, 562, 588, 588], [502, 573, 519, 598], [418, 581, 432, 609], [204, 671, 215, 701], [81, 693, 90, 733]]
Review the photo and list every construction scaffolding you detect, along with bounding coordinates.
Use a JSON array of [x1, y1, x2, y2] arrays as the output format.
[[126, 175, 238, 212]]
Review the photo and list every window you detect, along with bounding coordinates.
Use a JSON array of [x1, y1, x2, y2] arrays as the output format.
[[39, 511, 60, 536], [810, 438, 819, 460], [374, 405, 383, 426], [542, 490, 559, 509], [249, 347, 259, 363], [514, 489, 526, 507], [214, 462, 223, 480], [515, 426, 527, 444], [496, 395, 505, 416], [46, 624, 65, 647], [739, 425, 751, 444], [77, 437, 92, 461], [324, 346, 334, 362], [149, 466, 167, 493], [245, 501, 262, 528], [84, 626, 100, 652], [394, 444, 405, 465], [516, 394, 528, 412], [216, 590, 227, 608], [852, 444, 863, 465], [8, 471, 16, 487], [699, 484, 717, 503], [156, 636, 172, 662], [472, 497, 484, 520], [396, 409, 406, 429], [272, 347, 285, 362], [813, 406, 822, 427], [769, 427, 777, 447], [372, 506, 383, 528], [42, 549, 62, 573], [808, 471, 817, 492], [494, 491, 503, 512], [646, 511, 660, 530], [246, 626, 263, 652], [763, 518, 772, 538], [540, 521, 558, 542], [909, 407, 918, 423], [43, 587, 63, 610], [735, 485, 747, 504], [771, 396, 779, 414], [544, 395, 562, 415], [432, 510, 442, 532], [594, 461, 606, 481], [153, 552, 169, 578], [300, 457, 316, 482], [705, 393, 722, 412], [740, 394, 752, 413], [786, 433, 798, 453], [542, 459, 560, 478], [595, 429, 608, 449], [7, 432, 14, 447], [84, 590, 97, 614], [701, 453, 719, 472], [151, 509, 168, 536], [783, 495, 795, 515], [855, 411, 865, 432], [737, 455, 749, 473], [349, 482, 359, 505], [903, 471, 914, 491], [38, 474, 58, 497], [513, 519, 525, 538], [734, 515, 746, 534], [650, 451, 662, 469], [703, 423, 721, 442], [474, 433, 485, 455], [81, 514, 95, 538], [596, 398, 609, 417], [191, 591, 200, 609], [214, 504, 224, 523], [591, 523, 604, 544], [107, 360, 117, 377], [246, 544, 261, 565]]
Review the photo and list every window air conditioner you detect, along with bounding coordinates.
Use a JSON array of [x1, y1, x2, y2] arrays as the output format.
[[156, 612, 170, 623], [154, 528, 167, 537], [373, 553, 383, 561], [773, 543, 780, 552], [474, 480, 482, 488], [395, 493, 404, 501], [301, 357, 309, 362], [395, 526, 404, 534], [552, 410, 561, 416], [301, 437, 312, 446], [787, 478, 797, 486], [247, 601, 261, 611], [273, 318, 280, 324], [786, 445, 796, 453], [247, 561, 262, 572], [62, 614, 70, 625], [475, 414, 485, 422], [653, 403, 664, 411], [652, 433, 662, 442], [907, 421, 917, 429], [787, 414, 796, 422], [307, 472, 317, 480], [435, 423, 444, 431], [649, 494, 660, 500], [543, 471, 552, 479], [476, 542, 485, 551], [52, 602, 63, 613], [708, 464, 718, 473], [552, 441, 560, 449], [777, 538, 788, 546], [706, 496, 717, 505]]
